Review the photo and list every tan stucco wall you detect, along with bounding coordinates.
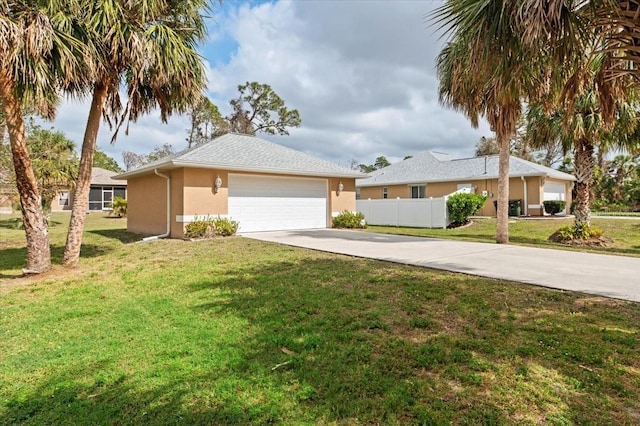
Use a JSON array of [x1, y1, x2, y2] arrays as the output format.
[[182, 169, 228, 216], [127, 168, 357, 238], [127, 173, 168, 236], [329, 177, 357, 219], [359, 176, 567, 217]]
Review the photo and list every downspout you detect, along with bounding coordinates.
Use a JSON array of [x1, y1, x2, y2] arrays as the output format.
[[141, 169, 171, 242], [521, 176, 528, 216]]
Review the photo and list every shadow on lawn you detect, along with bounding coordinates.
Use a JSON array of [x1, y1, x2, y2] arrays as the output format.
[[0, 362, 261, 425], [0, 243, 116, 278], [184, 257, 638, 424], [88, 228, 141, 244], [3, 252, 639, 424]]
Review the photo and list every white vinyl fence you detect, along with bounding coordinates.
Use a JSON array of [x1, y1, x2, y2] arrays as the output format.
[[356, 188, 471, 229]]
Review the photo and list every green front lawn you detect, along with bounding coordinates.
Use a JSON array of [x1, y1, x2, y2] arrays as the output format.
[[1, 213, 640, 424], [369, 217, 640, 257]]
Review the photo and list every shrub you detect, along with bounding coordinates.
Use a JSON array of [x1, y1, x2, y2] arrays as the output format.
[[543, 200, 566, 215], [111, 197, 127, 217], [332, 211, 366, 229], [447, 193, 487, 225], [185, 216, 215, 239], [551, 223, 603, 241], [212, 216, 239, 236]]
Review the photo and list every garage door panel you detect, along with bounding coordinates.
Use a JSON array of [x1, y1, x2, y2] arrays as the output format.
[[543, 182, 566, 201], [229, 174, 328, 233]]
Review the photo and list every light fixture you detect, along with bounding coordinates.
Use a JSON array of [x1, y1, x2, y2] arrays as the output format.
[[337, 181, 344, 195], [214, 175, 222, 193]]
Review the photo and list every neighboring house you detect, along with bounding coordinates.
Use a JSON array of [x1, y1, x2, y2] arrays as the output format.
[[0, 167, 127, 213], [115, 133, 364, 237], [356, 151, 576, 216]]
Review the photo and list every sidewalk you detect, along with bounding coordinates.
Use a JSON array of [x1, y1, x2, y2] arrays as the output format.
[[244, 229, 640, 303]]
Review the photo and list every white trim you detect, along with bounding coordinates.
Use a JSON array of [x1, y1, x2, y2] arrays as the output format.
[[528, 204, 541, 209]]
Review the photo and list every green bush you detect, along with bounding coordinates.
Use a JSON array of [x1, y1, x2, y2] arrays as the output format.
[[447, 193, 487, 225], [185, 216, 215, 239], [184, 216, 239, 238], [212, 216, 239, 236], [332, 211, 366, 229], [111, 197, 127, 217], [552, 223, 603, 241], [543, 200, 566, 215]]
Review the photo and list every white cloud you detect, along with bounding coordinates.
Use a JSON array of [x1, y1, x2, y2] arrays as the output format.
[[47, 0, 491, 168]]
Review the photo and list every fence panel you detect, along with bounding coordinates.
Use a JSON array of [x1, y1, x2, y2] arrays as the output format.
[[356, 197, 449, 228]]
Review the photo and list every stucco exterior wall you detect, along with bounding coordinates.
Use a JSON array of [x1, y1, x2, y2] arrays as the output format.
[[126, 167, 358, 238], [360, 184, 410, 200], [170, 169, 185, 238], [127, 173, 168, 236], [358, 176, 562, 217], [328, 177, 357, 219]]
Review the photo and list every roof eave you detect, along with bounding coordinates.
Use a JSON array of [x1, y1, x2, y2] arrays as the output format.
[[356, 172, 574, 187], [114, 160, 366, 180]]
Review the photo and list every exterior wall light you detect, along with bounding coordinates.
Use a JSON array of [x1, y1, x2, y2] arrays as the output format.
[[214, 175, 222, 193], [337, 181, 344, 195]]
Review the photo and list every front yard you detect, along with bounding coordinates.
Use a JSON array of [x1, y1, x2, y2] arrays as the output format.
[[1, 213, 639, 424]]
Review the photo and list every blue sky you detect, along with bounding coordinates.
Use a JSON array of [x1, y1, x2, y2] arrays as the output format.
[[51, 0, 491, 168]]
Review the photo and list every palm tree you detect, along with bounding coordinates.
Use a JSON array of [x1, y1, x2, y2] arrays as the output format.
[[0, 1, 84, 273], [62, 0, 208, 266], [433, 1, 548, 244], [525, 81, 640, 226]]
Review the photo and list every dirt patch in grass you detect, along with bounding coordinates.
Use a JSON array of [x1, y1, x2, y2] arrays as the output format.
[[548, 233, 614, 247]]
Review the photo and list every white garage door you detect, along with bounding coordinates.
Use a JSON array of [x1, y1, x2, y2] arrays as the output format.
[[543, 181, 566, 201], [228, 174, 328, 233]]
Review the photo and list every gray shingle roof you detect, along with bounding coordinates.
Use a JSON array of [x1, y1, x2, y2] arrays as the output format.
[[116, 133, 365, 179], [357, 151, 575, 187], [92, 167, 127, 186]]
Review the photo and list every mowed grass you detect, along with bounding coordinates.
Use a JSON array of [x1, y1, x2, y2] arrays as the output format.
[[369, 217, 640, 257], [1, 214, 640, 424]]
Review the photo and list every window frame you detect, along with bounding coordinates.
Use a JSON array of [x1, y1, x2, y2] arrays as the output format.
[[410, 185, 426, 199]]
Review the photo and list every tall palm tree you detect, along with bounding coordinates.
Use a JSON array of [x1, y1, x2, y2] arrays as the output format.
[[526, 84, 639, 226], [0, 1, 84, 273], [62, 0, 208, 266], [433, 0, 548, 244]]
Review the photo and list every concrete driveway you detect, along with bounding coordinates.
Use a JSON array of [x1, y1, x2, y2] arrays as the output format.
[[244, 229, 640, 303]]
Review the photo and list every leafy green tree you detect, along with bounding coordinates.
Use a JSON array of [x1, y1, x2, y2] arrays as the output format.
[[358, 156, 391, 173], [63, 0, 209, 266], [28, 127, 78, 213], [93, 149, 123, 173], [227, 82, 301, 136], [187, 95, 229, 148]]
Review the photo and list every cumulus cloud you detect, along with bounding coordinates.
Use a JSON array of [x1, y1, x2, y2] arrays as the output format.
[[49, 0, 491, 168]]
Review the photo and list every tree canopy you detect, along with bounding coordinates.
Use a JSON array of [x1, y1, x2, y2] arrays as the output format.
[[93, 149, 123, 173]]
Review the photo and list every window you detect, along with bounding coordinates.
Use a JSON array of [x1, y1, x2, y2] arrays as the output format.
[[382, 187, 388, 199], [356, 188, 361, 200], [58, 191, 69, 206], [89, 186, 127, 210], [411, 185, 426, 199]]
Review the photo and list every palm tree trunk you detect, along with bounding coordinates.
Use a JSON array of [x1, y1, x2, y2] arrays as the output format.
[[62, 82, 108, 266], [0, 71, 51, 273], [496, 134, 510, 244], [573, 138, 594, 226]]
